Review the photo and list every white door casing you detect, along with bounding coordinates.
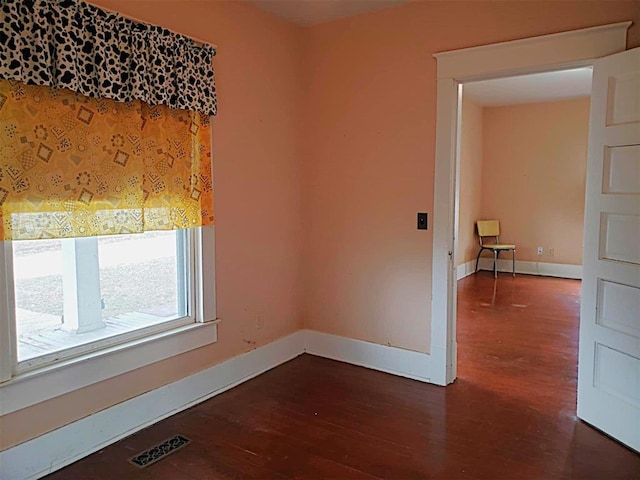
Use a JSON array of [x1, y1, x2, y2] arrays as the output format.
[[432, 21, 630, 386], [577, 47, 640, 452]]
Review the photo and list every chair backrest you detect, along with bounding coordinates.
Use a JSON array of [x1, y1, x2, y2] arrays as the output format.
[[477, 220, 500, 245]]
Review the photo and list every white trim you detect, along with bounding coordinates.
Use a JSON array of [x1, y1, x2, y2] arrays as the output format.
[[476, 258, 583, 279], [431, 21, 630, 387], [302, 329, 443, 385], [0, 329, 445, 479], [431, 76, 459, 385], [433, 22, 632, 79], [0, 241, 15, 383], [457, 258, 583, 279], [196, 225, 217, 323], [456, 259, 477, 280], [15, 315, 196, 375], [0, 330, 304, 480], [0, 321, 218, 416]]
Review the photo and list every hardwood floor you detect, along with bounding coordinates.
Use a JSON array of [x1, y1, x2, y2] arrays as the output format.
[[46, 273, 639, 479]]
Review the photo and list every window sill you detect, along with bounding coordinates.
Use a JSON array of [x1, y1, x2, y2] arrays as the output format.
[[0, 320, 219, 416]]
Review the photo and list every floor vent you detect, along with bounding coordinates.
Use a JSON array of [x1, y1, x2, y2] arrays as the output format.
[[129, 435, 191, 468]]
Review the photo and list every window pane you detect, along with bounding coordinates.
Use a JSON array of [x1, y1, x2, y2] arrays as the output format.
[[12, 239, 65, 347], [98, 231, 185, 322], [13, 230, 189, 363]]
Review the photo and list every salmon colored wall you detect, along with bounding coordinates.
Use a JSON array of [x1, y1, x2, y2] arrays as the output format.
[[0, 0, 305, 450], [457, 98, 484, 266], [301, 1, 637, 353], [481, 98, 591, 265], [2, 0, 638, 452]]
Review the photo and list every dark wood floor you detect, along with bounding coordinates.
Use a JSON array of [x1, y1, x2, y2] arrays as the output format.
[[47, 273, 639, 479]]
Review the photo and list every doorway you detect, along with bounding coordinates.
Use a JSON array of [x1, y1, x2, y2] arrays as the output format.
[[429, 21, 630, 386], [431, 22, 640, 452], [453, 68, 592, 395], [455, 68, 592, 282]]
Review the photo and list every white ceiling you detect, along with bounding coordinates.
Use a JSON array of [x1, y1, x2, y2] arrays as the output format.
[[246, 0, 408, 26], [463, 68, 593, 107]]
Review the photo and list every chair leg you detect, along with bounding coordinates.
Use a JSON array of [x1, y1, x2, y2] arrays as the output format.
[[475, 248, 483, 273], [493, 250, 498, 278], [512, 249, 516, 277]]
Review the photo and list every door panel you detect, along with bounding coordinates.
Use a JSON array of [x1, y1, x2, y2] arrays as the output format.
[[596, 279, 640, 337], [593, 344, 640, 408], [606, 71, 640, 125], [578, 47, 640, 452], [600, 213, 640, 264], [603, 145, 640, 194]]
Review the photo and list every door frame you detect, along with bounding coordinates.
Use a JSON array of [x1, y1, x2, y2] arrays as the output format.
[[430, 21, 631, 385]]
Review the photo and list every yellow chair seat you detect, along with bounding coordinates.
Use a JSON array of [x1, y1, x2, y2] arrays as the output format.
[[483, 244, 515, 250]]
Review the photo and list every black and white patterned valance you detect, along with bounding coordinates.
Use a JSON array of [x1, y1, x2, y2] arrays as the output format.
[[0, 0, 217, 115]]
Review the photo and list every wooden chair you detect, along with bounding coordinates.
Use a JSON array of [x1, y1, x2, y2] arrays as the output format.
[[474, 220, 516, 278]]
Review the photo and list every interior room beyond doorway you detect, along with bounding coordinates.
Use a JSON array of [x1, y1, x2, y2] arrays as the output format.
[[454, 68, 593, 418], [456, 67, 593, 281]]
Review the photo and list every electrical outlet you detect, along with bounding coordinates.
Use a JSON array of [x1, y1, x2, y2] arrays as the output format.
[[256, 315, 264, 330], [547, 248, 554, 257], [537, 247, 543, 255]]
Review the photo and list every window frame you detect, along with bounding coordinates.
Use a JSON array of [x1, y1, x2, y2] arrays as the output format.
[[0, 225, 217, 415], [10, 229, 196, 373]]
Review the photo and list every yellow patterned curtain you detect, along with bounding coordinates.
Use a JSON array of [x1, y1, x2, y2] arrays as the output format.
[[0, 79, 213, 240]]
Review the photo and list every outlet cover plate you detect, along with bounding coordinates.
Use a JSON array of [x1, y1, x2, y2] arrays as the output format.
[[417, 212, 428, 230]]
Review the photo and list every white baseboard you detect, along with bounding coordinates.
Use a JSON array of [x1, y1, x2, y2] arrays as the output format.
[[475, 258, 582, 279], [0, 331, 305, 480], [0, 329, 439, 480], [302, 329, 440, 384], [456, 260, 477, 280]]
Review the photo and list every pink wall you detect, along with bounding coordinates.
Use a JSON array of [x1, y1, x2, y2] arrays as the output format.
[[481, 98, 591, 265], [1, 0, 305, 450], [2, 0, 638, 451], [458, 97, 591, 268], [458, 98, 484, 266], [301, 1, 637, 354]]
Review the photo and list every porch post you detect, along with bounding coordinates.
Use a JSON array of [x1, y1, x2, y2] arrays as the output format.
[[61, 237, 105, 333]]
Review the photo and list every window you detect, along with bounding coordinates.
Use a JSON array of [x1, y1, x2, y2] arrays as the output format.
[[10, 229, 193, 371], [0, 1, 219, 413], [0, 226, 217, 414], [0, 79, 216, 388], [0, 78, 217, 400]]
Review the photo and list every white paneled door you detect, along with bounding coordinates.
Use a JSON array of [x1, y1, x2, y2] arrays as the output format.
[[578, 47, 640, 452]]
